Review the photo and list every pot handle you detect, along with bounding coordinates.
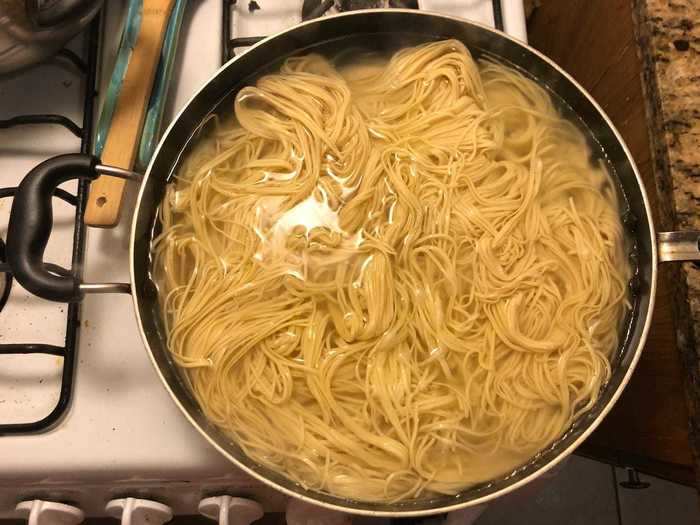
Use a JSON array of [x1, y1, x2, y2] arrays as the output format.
[[658, 231, 700, 263], [7, 154, 138, 303]]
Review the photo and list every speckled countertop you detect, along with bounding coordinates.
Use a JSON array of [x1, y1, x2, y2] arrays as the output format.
[[634, 0, 700, 482]]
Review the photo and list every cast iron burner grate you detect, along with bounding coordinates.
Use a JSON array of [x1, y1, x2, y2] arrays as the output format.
[[0, 19, 100, 435], [0, 240, 11, 314], [222, 0, 505, 62]]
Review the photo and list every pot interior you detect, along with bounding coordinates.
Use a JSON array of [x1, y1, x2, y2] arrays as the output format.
[[131, 10, 655, 515]]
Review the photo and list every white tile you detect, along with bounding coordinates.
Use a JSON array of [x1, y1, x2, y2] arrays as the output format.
[[475, 455, 619, 525], [615, 468, 700, 525]]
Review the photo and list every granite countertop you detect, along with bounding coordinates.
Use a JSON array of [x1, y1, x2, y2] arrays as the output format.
[[634, 0, 700, 484]]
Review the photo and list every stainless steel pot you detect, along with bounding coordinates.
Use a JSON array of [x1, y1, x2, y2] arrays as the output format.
[[7, 10, 700, 517], [0, 0, 102, 74]]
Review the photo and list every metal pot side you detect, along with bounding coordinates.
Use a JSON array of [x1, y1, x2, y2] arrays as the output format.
[[129, 10, 656, 517]]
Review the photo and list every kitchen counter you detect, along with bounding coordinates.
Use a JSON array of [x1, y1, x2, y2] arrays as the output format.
[[633, 0, 700, 486]]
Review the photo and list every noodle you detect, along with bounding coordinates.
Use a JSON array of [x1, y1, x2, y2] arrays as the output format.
[[152, 40, 630, 502]]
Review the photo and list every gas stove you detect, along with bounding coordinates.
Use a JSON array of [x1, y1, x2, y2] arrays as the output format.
[[0, 1, 526, 522]]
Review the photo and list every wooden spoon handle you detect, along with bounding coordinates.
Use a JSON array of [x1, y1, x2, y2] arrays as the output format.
[[85, 0, 176, 228]]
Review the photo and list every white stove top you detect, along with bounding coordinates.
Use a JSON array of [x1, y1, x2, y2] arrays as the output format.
[[0, 0, 526, 518]]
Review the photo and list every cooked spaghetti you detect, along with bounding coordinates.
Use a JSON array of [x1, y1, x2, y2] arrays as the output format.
[[152, 40, 630, 502]]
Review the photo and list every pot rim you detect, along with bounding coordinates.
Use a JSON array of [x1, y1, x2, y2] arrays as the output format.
[[129, 9, 658, 517]]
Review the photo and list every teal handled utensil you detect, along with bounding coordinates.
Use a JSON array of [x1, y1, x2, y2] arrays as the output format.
[[94, 0, 187, 171], [86, 0, 176, 226]]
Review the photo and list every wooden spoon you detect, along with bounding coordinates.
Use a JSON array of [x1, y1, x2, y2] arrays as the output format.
[[85, 0, 176, 227]]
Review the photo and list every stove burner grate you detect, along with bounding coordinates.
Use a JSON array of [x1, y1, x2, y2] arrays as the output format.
[[222, 0, 505, 62], [0, 19, 100, 435]]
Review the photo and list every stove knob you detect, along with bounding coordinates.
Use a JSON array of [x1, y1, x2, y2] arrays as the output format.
[[106, 497, 172, 525], [16, 500, 84, 525], [198, 495, 263, 525], [285, 498, 351, 525]]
